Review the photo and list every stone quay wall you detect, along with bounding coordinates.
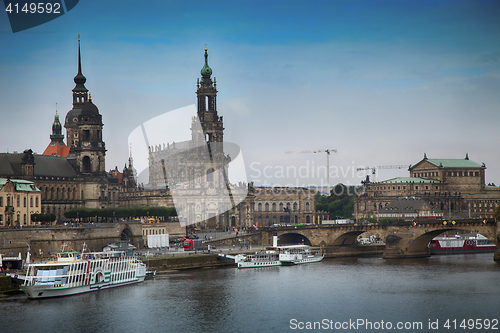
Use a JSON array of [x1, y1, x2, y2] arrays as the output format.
[[0, 222, 144, 257]]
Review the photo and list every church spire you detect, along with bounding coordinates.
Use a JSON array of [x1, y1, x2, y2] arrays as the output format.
[[200, 47, 213, 85], [72, 34, 88, 106], [50, 109, 65, 145]]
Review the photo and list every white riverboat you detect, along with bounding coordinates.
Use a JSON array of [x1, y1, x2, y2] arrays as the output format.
[[20, 246, 146, 299], [278, 245, 324, 265], [232, 251, 282, 269], [220, 245, 324, 269]]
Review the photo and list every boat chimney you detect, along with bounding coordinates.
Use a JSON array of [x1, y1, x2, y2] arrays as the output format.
[[273, 236, 278, 248]]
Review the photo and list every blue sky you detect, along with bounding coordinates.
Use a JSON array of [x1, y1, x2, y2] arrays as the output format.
[[1, 0, 499, 187]]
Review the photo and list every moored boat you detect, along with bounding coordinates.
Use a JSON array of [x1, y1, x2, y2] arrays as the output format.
[[20, 246, 146, 299], [220, 245, 324, 269], [278, 245, 324, 265], [428, 233, 497, 254]]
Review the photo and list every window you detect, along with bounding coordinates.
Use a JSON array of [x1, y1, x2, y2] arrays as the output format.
[[30, 197, 33, 207], [17, 196, 20, 207], [293, 202, 297, 211], [265, 203, 269, 211], [272, 203, 276, 211], [258, 203, 262, 212], [279, 203, 283, 211], [206, 168, 214, 182], [305, 202, 310, 211], [36, 197, 39, 207], [0, 197, 2, 207], [24, 197, 26, 207]]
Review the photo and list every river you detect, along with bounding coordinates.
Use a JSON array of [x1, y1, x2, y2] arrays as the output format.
[[1, 253, 499, 333]]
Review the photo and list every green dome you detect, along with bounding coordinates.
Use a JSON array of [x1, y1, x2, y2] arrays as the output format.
[[200, 48, 212, 78]]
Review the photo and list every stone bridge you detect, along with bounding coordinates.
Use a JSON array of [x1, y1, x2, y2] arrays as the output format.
[[259, 219, 500, 260]]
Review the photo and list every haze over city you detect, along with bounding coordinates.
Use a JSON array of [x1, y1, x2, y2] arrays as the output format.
[[1, 0, 499, 188]]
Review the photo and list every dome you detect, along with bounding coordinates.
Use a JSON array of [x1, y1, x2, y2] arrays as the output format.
[[200, 48, 212, 78], [81, 100, 100, 116], [65, 108, 81, 127]]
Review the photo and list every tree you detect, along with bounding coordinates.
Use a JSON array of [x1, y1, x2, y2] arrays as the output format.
[[315, 183, 359, 219]]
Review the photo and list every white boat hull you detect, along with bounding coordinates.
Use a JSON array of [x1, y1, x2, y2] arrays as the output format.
[[21, 276, 145, 299]]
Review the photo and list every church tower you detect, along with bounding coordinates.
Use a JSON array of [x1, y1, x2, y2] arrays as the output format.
[[43, 111, 70, 157], [196, 48, 224, 153], [64, 35, 106, 174]]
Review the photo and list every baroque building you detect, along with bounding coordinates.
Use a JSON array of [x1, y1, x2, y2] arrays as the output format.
[[355, 154, 500, 220], [0, 177, 41, 226], [145, 49, 317, 230], [0, 37, 135, 225]]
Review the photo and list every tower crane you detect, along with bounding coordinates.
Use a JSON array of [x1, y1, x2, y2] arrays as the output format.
[[285, 149, 337, 194], [356, 165, 410, 183]]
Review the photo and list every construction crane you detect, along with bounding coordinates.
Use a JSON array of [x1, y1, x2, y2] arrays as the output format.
[[356, 165, 410, 183], [285, 149, 337, 194]]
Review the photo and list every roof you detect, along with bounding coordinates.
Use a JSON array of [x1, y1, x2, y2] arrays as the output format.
[[0, 178, 40, 192], [0, 153, 77, 178], [33, 155, 77, 177], [377, 177, 443, 184], [43, 141, 71, 157], [425, 159, 483, 169]]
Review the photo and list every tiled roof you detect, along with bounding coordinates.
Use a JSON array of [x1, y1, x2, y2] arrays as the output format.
[[43, 141, 71, 157]]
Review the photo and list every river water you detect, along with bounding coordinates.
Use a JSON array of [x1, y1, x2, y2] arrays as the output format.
[[1, 253, 499, 333]]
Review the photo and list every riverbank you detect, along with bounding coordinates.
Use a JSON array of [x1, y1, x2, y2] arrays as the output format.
[[0, 275, 22, 295], [144, 253, 235, 272]]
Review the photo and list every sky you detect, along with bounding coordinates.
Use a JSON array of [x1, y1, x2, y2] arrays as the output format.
[[1, 0, 499, 189]]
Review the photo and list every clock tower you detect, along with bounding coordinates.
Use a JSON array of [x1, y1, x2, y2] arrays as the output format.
[[64, 35, 106, 174]]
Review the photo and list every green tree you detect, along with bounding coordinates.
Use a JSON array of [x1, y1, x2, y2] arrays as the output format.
[[315, 183, 359, 220]]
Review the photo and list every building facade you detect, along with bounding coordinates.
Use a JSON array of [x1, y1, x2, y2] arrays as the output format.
[[0, 178, 41, 226], [0, 37, 135, 222], [355, 154, 500, 220]]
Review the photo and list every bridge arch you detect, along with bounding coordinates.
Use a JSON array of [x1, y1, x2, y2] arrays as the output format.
[[332, 231, 367, 246], [407, 228, 497, 254], [120, 227, 133, 241], [277, 232, 311, 246]]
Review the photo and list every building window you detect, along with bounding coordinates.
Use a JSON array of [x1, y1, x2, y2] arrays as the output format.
[[257, 203, 262, 212], [305, 202, 310, 211], [36, 197, 39, 207], [279, 203, 283, 211], [206, 168, 214, 182], [293, 202, 297, 211], [30, 197, 33, 207], [17, 196, 20, 207], [0, 197, 2, 207], [24, 197, 26, 207], [23, 214, 26, 224], [265, 203, 269, 211], [272, 203, 276, 212]]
